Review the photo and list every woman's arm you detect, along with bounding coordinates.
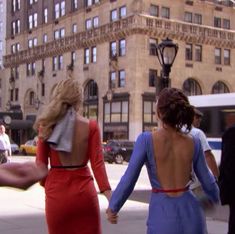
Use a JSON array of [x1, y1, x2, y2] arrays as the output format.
[[88, 121, 111, 196], [36, 137, 50, 186], [0, 162, 47, 190], [193, 137, 220, 203], [108, 133, 147, 214]]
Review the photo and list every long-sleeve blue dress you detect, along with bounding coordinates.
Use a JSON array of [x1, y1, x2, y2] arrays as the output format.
[[109, 132, 219, 234]]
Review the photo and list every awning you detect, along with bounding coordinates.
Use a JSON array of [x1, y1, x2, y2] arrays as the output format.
[[9, 119, 34, 130]]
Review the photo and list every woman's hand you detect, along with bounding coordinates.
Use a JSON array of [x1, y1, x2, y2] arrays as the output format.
[[106, 207, 118, 224]]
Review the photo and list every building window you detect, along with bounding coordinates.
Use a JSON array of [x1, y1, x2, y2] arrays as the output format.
[[215, 48, 221, 65], [214, 17, 221, 28], [11, 19, 20, 35], [44, 8, 48, 23], [184, 12, 192, 23], [54, 28, 65, 39], [72, 23, 77, 33], [28, 13, 37, 29], [223, 19, 230, 29], [110, 39, 126, 58], [185, 43, 193, 61], [86, 0, 92, 7], [149, 38, 157, 56], [43, 34, 48, 43], [15, 88, 19, 101], [91, 46, 97, 63], [93, 16, 99, 28], [143, 101, 156, 124], [83, 85, 98, 120], [73, 0, 78, 10], [52, 55, 63, 71], [26, 62, 36, 76], [195, 45, 202, 62], [12, 0, 20, 12], [110, 41, 117, 58], [150, 4, 158, 17], [119, 39, 126, 56], [29, 0, 37, 5], [149, 69, 157, 87], [119, 70, 125, 87], [119, 5, 127, 18], [182, 78, 202, 96], [41, 83, 45, 96], [85, 19, 92, 30], [11, 66, 19, 80], [54, 1, 65, 19], [212, 81, 229, 94], [224, 49, 230, 65], [194, 14, 202, 25], [10, 89, 14, 101], [110, 9, 118, 22], [29, 91, 35, 105], [83, 80, 98, 120], [110, 71, 116, 89], [28, 37, 37, 48], [161, 7, 170, 19], [104, 101, 128, 123], [84, 48, 90, 64], [71, 51, 76, 64]]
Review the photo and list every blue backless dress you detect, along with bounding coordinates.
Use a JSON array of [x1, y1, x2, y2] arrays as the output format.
[[109, 132, 219, 234]]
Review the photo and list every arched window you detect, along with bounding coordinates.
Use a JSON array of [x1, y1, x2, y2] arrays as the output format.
[[29, 91, 35, 105], [83, 80, 98, 120], [212, 81, 229, 94], [182, 78, 202, 96], [84, 80, 98, 100]]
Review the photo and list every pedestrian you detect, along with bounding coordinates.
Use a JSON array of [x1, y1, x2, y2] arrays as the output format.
[[0, 161, 47, 190], [34, 78, 112, 234], [106, 87, 219, 233], [218, 112, 235, 234], [0, 124, 12, 163], [190, 108, 219, 178]]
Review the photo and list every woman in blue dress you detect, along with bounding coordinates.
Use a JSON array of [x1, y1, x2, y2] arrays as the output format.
[[107, 88, 219, 234]]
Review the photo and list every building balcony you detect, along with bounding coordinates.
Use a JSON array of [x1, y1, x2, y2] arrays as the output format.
[[3, 14, 235, 68]]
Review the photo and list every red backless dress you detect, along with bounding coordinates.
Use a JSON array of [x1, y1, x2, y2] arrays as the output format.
[[36, 121, 111, 234]]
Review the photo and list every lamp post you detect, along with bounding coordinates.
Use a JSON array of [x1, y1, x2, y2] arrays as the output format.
[[156, 38, 178, 94]]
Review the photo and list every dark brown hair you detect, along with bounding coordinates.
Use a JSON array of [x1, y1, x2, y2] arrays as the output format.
[[157, 88, 194, 132]]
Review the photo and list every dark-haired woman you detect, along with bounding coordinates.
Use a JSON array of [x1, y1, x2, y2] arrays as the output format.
[[107, 88, 219, 234]]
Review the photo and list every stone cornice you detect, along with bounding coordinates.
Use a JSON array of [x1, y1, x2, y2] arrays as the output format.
[[4, 14, 235, 68]]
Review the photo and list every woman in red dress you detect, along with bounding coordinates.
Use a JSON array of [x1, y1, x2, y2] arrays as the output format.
[[35, 78, 111, 234]]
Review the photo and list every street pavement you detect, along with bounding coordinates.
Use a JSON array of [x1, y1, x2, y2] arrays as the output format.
[[0, 156, 229, 234]]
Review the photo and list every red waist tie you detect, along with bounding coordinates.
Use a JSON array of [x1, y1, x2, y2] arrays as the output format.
[[152, 186, 189, 193]]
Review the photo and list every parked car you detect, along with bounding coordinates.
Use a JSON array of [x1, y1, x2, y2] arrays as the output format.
[[10, 139, 20, 155], [20, 140, 37, 155], [103, 140, 135, 164]]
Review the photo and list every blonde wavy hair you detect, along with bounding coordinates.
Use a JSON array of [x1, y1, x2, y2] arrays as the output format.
[[34, 78, 82, 141]]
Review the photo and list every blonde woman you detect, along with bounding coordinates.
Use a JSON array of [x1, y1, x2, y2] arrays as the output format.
[[35, 78, 111, 234]]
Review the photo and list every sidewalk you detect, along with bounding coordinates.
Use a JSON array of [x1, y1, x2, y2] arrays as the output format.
[[0, 184, 228, 234]]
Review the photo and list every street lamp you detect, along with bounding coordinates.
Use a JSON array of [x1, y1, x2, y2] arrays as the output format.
[[156, 38, 178, 93]]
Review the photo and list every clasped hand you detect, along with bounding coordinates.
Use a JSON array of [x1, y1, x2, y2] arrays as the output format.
[[106, 208, 118, 224]]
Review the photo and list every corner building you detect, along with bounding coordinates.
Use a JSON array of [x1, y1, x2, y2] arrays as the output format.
[[3, 0, 235, 142]]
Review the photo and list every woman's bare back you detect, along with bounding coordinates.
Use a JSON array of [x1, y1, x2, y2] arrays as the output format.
[[57, 115, 90, 169], [152, 128, 194, 196]]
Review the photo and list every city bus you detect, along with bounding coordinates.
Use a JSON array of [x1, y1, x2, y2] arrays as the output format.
[[188, 92, 235, 165]]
